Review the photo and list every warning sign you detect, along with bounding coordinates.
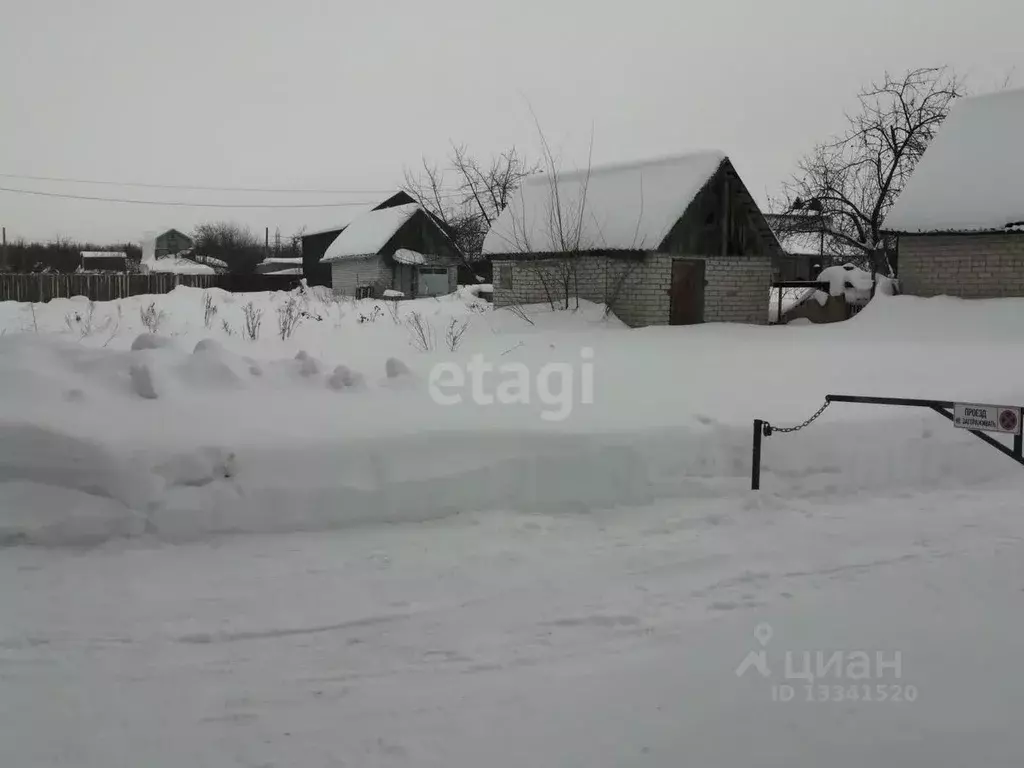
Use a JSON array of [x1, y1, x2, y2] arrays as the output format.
[[953, 403, 1022, 435]]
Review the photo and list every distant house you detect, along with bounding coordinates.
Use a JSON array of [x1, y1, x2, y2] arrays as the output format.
[[301, 191, 417, 286], [153, 229, 194, 258], [482, 151, 782, 327], [884, 88, 1024, 298], [764, 212, 851, 281], [79, 251, 127, 272], [320, 201, 461, 298]]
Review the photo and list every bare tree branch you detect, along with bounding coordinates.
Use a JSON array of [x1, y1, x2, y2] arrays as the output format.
[[778, 66, 965, 275]]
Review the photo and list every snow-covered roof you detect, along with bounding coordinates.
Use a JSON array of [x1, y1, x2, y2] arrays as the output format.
[[393, 248, 427, 265], [81, 251, 127, 259], [482, 151, 727, 254], [884, 88, 1024, 234], [321, 203, 420, 262], [142, 256, 215, 275]]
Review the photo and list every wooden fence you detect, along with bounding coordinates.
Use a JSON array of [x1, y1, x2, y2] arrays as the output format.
[[0, 273, 304, 303]]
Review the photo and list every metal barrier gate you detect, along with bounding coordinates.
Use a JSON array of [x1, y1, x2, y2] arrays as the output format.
[[751, 395, 1024, 490]]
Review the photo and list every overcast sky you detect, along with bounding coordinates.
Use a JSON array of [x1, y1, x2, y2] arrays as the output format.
[[1, 0, 1021, 244]]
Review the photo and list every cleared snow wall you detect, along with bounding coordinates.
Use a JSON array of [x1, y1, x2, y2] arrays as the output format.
[[3, 415, 1019, 546], [492, 253, 770, 326], [899, 234, 1024, 298]]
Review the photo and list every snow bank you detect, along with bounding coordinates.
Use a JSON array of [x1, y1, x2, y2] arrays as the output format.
[[141, 256, 215, 275], [2, 286, 1024, 544]]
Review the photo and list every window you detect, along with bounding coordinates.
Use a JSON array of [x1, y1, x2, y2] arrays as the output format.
[[497, 265, 513, 290], [355, 286, 373, 299]]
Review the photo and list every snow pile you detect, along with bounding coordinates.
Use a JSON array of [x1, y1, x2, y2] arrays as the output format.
[[884, 87, 1024, 233], [1, 284, 1024, 544], [482, 151, 727, 254], [393, 248, 427, 265], [818, 264, 897, 305], [321, 203, 420, 262], [141, 255, 215, 275]]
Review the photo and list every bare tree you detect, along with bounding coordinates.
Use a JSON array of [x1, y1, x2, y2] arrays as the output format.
[[192, 222, 265, 274], [779, 66, 965, 278], [403, 145, 540, 259]]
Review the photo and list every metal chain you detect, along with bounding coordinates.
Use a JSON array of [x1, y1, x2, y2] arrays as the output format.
[[762, 399, 831, 437]]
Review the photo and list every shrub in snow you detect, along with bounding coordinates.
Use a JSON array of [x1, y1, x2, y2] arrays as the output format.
[[130, 333, 174, 351], [404, 311, 436, 352], [445, 317, 469, 351], [202, 292, 218, 329], [139, 301, 165, 334], [327, 364, 365, 391], [358, 306, 383, 324], [385, 299, 402, 325], [129, 363, 158, 399], [221, 319, 235, 337], [385, 357, 411, 379], [277, 296, 302, 340], [241, 302, 262, 341]]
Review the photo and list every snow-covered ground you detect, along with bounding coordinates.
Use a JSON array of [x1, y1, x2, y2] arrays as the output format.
[[2, 285, 1024, 765]]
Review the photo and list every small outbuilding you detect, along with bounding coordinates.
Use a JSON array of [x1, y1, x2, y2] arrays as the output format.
[[884, 87, 1024, 298], [482, 151, 782, 327], [79, 251, 128, 272], [320, 202, 461, 299]]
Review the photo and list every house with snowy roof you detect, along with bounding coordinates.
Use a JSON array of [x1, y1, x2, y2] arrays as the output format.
[[301, 191, 417, 285], [482, 151, 783, 327], [884, 87, 1024, 298], [319, 197, 462, 299], [79, 251, 128, 272]]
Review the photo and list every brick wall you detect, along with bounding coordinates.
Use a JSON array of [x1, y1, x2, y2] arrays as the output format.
[[492, 252, 770, 327], [705, 256, 773, 323], [331, 256, 392, 297], [899, 234, 1024, 298]]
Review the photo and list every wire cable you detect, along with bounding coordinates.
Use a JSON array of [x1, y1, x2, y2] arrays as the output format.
[[0, 185, 381, 208], [0, 171, 395, 195]]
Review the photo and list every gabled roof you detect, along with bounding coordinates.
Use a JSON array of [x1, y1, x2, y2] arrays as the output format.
[[482, 151, 728, 254], [321, 203, 421, 262], [303, 191, 418, 239], [884, 88, 1024, 234], [156, 228, 192, 242]]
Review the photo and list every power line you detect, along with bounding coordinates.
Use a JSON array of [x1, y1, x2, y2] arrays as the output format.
[[0, 171, 397, 195], [0, 185, 381, 208]]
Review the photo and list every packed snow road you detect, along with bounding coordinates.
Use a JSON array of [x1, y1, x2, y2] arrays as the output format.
[[3, 484, 1024, 767]]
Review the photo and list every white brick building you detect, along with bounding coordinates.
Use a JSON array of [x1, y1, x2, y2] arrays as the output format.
[[482, 152, 782, 327], [884, 88, 1024, 298], [320, 203, 460, 299]]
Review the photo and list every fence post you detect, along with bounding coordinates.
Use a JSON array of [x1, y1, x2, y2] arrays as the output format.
[[751, 419, 763, 490]]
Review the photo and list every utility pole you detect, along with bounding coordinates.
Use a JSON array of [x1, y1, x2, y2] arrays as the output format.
[[1, 227, 6, 271], [265, 227, 269, 259]]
